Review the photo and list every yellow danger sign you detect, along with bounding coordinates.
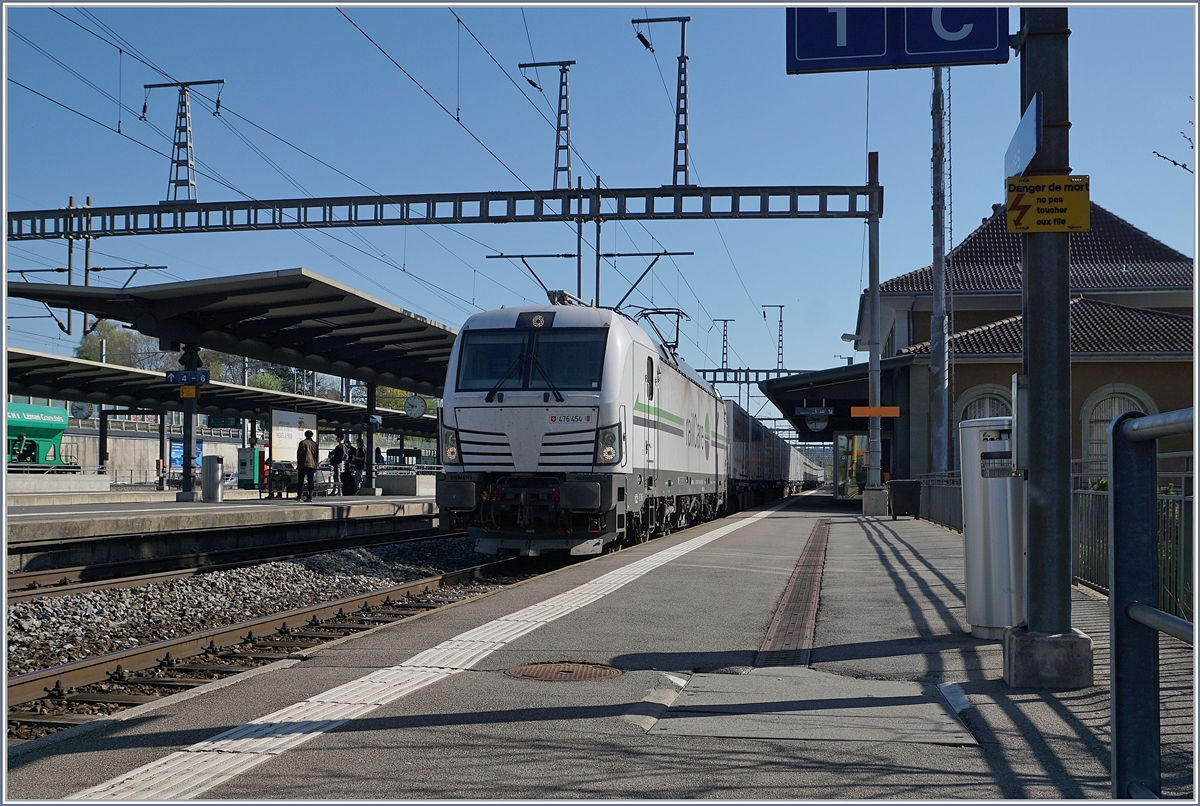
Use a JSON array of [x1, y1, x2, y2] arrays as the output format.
[[1006, 175, 1090, 233]]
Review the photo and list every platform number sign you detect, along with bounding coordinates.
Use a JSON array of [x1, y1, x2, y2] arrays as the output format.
[[786, 8, 1009, 74], [165, 370, 210, 385]]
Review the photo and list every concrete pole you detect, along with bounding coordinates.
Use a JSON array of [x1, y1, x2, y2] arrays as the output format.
[[177, 345, 201, 502], [83, 197, 92, 332], [867, 152, 881, 488], [241, 356, 249, 448], [365, 382, 377, 490], [594, 175, 602, 306], [930, 68, 949, 473], [66, 196, 74, 336], [1004, 7, 1092, 689], [576, 176, 584, 299], [98, 338, 107, 472], [158, 411, 168, 490]]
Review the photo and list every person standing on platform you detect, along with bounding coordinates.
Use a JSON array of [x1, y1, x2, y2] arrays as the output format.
[[328, 433, 346, 479], [353, 436, 366, 487], [297, 430, 319, 502]]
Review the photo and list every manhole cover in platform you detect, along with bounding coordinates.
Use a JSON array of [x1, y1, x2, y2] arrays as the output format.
[[505, 663, 622, 681]]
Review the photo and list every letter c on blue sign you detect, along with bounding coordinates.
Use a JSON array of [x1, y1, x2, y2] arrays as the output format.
[[932, 8, 973, 41]]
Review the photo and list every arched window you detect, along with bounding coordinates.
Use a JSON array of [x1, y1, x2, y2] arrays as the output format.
[[1082, 384, 1158, 462], [954, 384, 1012, 429], [949, 385, 1013, 471], [961, 395, 1012, 422]]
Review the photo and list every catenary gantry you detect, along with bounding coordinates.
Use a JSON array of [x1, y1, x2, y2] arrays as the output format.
[[6, 184, 883, 240]]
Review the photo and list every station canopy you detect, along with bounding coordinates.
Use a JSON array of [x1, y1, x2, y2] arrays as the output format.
[[5, 268, 458, 397], [6, 348, 436, 437]]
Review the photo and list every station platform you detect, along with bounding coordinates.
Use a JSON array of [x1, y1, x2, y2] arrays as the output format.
[[6, 495, 436, 542], [6, 495, 437, 575], [6, 495, 1193, 799]]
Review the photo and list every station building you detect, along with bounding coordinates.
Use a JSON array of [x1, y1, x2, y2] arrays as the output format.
[[762, 201, 1194, 494]]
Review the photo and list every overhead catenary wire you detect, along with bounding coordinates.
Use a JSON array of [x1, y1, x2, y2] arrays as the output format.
[[7, 79, 467, 321], [32, 8, 727, 366], [342, 8, 719, 356], [35, 10, 505, 320], [52, 5, 714, 341]]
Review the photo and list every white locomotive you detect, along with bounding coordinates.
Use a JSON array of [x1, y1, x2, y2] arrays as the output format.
[[435, 304, 818, 556]]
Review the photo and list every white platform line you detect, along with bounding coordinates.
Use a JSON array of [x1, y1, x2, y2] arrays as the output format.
[[69, 500, 794, 800]]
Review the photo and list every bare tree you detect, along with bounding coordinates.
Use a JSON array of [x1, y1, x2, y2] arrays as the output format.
[[1152, 97, 1194, 174]]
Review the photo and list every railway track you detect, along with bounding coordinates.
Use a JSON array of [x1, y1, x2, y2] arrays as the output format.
[[8, 559, 523, 743], [7, 528, 466, 604]]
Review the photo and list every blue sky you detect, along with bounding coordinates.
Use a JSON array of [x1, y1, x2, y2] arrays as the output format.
[[4, 4, 1196, 416]]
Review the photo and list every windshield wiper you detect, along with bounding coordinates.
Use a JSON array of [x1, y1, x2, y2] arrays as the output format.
[[529, 354, 566, 402], [484, 354, 525, 402]]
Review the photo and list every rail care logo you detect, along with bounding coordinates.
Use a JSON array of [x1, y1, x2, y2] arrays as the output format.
[[1006, 175, 1090, 233], [685, 411, 710, 458]]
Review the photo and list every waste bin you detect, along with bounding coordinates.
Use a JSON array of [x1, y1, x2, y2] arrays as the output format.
[[201, 454, 224, 503], [887, 480, 922, 519], [959, 416, 1025, 639]]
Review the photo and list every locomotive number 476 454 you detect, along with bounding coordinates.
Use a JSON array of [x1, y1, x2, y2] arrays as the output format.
[[547, 412, 593, 426]]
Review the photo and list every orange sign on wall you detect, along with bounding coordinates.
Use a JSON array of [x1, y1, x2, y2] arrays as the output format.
[[851, 406, 900, 418]]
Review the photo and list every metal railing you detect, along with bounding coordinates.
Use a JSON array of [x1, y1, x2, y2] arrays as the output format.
[[69, 417, 244, 439], [917, 471, 962, 531], [1108, 407, 1194, 799], [375, 464, 443, 476], [1071, 453, 1192, 621]]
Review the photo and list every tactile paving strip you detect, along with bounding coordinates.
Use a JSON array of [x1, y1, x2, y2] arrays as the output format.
[[70, 501, 795, 800]]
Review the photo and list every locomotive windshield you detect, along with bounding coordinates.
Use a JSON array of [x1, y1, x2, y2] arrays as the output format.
[[456, 327, 608, 392]]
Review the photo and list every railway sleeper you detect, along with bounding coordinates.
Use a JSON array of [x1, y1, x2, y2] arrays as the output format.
[[58, 692, 162, 706], [8, 711, 102, 728], [111, 677, 209, 689]]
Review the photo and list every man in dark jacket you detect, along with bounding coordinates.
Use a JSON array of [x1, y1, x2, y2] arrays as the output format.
[[297, 430, 319, 502]]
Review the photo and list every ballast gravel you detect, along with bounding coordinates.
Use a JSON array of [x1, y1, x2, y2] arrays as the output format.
[[6, 536, 487, 678]]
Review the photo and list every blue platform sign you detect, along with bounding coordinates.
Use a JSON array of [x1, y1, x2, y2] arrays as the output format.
[[786, 8, 1010, 74], [165, 370, 210, 385], [1005, 92, 1042, 178]]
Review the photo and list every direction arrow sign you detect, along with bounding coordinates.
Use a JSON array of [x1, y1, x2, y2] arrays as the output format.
[[1005, 93, 1042, 178], [165, 370, 210, 385], [786, 8, 1009, 74]]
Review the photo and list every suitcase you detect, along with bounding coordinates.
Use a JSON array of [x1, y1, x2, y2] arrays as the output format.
[[341, 470, 358, 497]]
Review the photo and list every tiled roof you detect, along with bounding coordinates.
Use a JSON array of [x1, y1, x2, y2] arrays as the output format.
[[899, 298, 1194, 356], [881, 203, 1194, 294]]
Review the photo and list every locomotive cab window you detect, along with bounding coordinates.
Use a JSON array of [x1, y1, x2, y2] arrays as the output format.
[[456, 327, 608, 392], [646, 357, 654, 400], [527, 329, 607, 391], [456, 330, 528, 392]]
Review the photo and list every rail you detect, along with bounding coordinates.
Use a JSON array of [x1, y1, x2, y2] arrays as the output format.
[[1108, 407, 1194, 799], [917, 471, 962, 531]]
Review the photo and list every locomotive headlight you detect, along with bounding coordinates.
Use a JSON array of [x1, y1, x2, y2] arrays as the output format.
[[595, 423, 621, 465], [441, 428, 461, 464]]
